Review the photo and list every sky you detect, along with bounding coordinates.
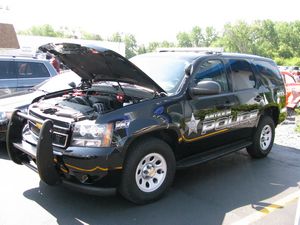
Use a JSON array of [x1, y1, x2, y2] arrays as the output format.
[[1, 0, 300, 44]]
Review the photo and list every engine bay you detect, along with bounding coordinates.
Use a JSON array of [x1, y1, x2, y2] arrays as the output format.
[[31, 84, 155, 121]]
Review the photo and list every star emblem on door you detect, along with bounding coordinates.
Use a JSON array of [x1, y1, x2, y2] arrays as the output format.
[[185, 113, 200, 135]]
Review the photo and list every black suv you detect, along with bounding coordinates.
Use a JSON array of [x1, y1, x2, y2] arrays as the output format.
[[7, 43, 286, 204]]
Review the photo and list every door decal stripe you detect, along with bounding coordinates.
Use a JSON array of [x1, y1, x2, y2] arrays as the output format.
[[181, 129, 229, 143]]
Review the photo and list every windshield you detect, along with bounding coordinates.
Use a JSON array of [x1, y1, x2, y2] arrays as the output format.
[[130, 56, 188, 94], [34, 71, 81, 93]]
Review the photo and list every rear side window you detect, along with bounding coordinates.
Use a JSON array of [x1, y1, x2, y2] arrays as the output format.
[[229, 59, 256, 91], [194, 59, 229, 92], [254, 60, 282, 86], [0, 61, 15, 79], [17, 62, 50, 78]]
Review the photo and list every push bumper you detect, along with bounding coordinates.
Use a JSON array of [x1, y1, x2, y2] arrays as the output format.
[[6, 110, 123, 194]]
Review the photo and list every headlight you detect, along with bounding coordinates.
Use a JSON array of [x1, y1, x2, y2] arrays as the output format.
[[0, 112, 8, 123], [71, 121, 113, 147]]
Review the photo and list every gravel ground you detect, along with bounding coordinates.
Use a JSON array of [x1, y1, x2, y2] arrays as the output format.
[[275, 114, 300, 150]]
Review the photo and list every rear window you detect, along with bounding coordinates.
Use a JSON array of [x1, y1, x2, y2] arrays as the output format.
[[17, 62, 50, 78]]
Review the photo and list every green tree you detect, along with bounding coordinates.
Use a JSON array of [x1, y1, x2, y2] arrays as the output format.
[[124, 34, 137, 58], [108, 32, 122, 42], [220, 21, 256, 53], [18, 24, 64, 37], [145, 41, 175, 53], [81, 32, 103, 40], [107, 33, 137, 58], [250, 20, 279, 57], [137, 44, 147, 55], [160, 40, 175, 48], [147, 42, 161, 52], [176, 32, 192, 47], [203, 26, 219, 47], [190, 26, 203, 47]]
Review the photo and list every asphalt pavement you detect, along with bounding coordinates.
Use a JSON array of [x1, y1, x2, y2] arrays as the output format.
[[0, 141, 299, 225]]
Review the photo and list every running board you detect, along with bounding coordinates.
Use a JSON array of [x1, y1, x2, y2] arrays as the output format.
[[176, 141, 252, 169]]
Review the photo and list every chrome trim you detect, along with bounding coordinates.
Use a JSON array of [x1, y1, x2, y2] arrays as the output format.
[[28, 111, 72, 130], [28, 120, 69, 148]]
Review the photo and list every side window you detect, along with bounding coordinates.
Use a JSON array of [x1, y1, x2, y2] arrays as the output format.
[[254, 60, 282, 86], [31, 62, 50, 77], [194, 59, 229, 92], [229, 59, 256, 91], [0, 61, 15, 79], [17, 62, 50, 78]]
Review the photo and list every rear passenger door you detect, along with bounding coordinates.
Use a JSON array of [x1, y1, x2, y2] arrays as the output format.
[[0, 60, 17, 95], [16, 61, 51, 91], [226, 58, 261, 139]]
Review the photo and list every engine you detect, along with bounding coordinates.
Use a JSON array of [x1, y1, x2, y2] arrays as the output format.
[[63, 93, 123, 114], [31, 89, 137, 121]]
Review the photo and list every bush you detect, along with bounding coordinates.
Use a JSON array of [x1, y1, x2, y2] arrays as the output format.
[[275, 57, 300, 66]]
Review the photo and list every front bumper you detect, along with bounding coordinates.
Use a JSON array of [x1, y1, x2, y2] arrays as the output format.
[[6, 111, 123, 194]]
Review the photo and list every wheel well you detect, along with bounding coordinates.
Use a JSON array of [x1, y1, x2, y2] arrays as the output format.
[[263, 107, 279, 126], [125, 129, 179, 156]]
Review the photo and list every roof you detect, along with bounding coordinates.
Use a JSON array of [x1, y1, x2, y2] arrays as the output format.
[[133, 52, 208, 62], [0, 55, 49, 62], [137, 51, 273, 63]]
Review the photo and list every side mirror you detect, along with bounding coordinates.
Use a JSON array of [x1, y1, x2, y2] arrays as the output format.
[[189, 80, 221, 96]]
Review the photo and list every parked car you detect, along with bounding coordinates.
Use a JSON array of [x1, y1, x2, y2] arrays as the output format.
[[0, 71, 80, 141], [281, 70, 300, 109], [287, 66, 300, 77], [7, 43, 285, 204], [0, 56, 58, 96]]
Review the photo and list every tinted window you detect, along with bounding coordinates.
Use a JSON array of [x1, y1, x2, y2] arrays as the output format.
[[229, 59, 256, 91], [17, 62, 50, 78], [254, 60, 282, 86], [194, 59, 229, 92], [0, 61, 15, 79]]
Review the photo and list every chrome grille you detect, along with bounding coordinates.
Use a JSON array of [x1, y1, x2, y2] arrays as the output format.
[[28, 120, 69, 148]]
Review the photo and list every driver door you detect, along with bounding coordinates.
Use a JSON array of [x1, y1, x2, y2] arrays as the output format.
[[182, 58, 239, 155]]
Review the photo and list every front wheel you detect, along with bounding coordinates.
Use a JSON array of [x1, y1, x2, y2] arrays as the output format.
[[247, 116, 275, 158], [118, 137, 176, 204]]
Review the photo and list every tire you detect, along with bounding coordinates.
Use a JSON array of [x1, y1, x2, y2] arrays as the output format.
[[247, 116, 275, 158], [118, 137, 176, 204]]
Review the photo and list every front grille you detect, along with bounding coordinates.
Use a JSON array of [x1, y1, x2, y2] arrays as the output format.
[[29, 110, 71, 129], [28, 119, 70, 148]]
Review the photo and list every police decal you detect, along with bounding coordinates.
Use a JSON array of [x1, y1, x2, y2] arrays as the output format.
[[185, 109, 259, 136]]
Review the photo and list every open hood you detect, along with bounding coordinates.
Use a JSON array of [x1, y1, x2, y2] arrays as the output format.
[[39, 43, 165, 93]]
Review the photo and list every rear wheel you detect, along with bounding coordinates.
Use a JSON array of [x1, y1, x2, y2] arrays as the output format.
[[247, 116, 275, 158], [118, 137, 175, 204]]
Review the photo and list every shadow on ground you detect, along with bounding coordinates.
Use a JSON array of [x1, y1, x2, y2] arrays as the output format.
[[22, 144, 300, 225]]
